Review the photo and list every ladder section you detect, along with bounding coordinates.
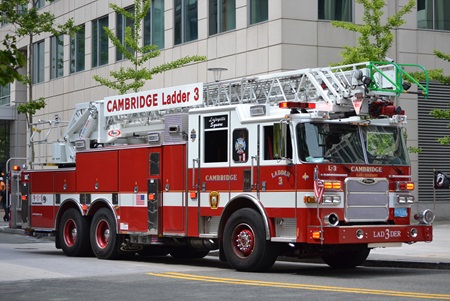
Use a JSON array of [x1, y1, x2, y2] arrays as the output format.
[[203, 61, 429, 112]]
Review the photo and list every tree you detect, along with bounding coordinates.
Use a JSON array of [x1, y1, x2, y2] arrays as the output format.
[[332, 0, 415, 64], [426, 50, 450, 145], [93, 0, 206, 94], [0, 36, 26, 86], [0, 0, 77, 166]]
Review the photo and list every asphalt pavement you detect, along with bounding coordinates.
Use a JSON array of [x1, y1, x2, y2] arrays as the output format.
[[0, 209, 448, 270]]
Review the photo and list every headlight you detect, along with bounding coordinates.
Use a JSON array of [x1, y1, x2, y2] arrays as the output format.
[[322, 195, 341, 204], [414, 209, 435, 225]]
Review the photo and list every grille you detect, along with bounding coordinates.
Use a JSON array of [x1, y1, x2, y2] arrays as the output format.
[[345, 178, 389, 222]]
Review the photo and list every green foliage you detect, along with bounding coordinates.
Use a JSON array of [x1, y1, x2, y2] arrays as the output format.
[[17, 98, 46, 115], [1, 0, 78, 165], [332, 0, 415, 64], [407, 146, 422, 154], [0, 35, 26, 86], [0, 0, 78, 117], [94, 0, 206, 94]]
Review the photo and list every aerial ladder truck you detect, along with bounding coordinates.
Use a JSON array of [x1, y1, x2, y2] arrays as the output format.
[[8, 60, 434, 271]]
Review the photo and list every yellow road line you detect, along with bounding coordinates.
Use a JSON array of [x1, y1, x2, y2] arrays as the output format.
[[147, 272, 450, 300]]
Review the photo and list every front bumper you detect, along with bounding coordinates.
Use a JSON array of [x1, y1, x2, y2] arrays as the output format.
[[307, 224, 432, 245]]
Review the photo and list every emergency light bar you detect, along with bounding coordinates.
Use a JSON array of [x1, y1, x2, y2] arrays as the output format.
[[279, 101, 316, 110]]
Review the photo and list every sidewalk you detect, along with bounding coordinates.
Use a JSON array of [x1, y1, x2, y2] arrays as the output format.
[[0, 210, 448, 269]]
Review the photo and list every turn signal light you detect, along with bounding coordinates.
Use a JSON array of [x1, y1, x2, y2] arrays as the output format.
[[396, 181, 414, 191], [324, 181, 341, 190]]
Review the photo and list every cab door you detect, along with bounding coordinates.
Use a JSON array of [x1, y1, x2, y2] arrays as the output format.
[[189, 112, 231, 236]]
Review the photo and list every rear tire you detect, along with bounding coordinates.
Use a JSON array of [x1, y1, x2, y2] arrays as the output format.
[[322, 247, 370, 269], [223, 208, 279, 272], [90, 208, 121, 259], [58, 208, 92, 257]]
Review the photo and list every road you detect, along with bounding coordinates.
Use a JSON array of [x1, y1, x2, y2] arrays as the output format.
[[1, 232, 450, 301]]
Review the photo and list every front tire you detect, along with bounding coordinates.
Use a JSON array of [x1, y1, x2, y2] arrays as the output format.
[[223, 208, 279, 272], [58, 208, 92, 257], [90, 208, 121, 259]]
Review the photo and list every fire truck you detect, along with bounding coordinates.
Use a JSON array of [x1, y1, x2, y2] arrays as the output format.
[[9, 61, 434, 271]]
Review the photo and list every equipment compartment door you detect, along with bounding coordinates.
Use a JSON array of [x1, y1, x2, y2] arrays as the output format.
[[161, 144, 187, 234]]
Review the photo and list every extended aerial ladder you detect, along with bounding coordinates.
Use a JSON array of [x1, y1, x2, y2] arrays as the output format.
[[30, 61, 428, 166]]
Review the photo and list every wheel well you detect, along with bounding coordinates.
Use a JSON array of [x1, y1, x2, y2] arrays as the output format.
[[55, 198, 113, 248], [218, 196, 271, 240], [86, 199, 118, 232], [55, 200, 83, 249]]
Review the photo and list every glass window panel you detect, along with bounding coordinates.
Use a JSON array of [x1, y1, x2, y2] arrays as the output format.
[[434, 0, 450, 30], [92, 16, 109, 67], [116, 6, 134, 61], [417, 0, 433, 29], [184, 0, 198, 42], [418, 0, 450, 30], [0, 84, 10, 106], [249, 0, 268, 25], [144, 0, 164, 50], [51, 35, 64, 79], [318, 0, 352, 22], [33, 40, 45, 83], [174, 0, 198, 45], [209, 0, 236, 35], [70, 25, 85, 73]]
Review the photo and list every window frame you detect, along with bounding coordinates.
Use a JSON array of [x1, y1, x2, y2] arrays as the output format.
[[248, 0, 268, 25], [0, 83, 10, 106], [417, 0, 450, 31], [32, 40, 45, 84], [70, 24, 85, 73], [92, 15, 109, 68], [174, 0, 198, 45], [50, 35, 64, 79], [209, 0, 236, 36], [144, 0, 165, 50], [318, 0, 353, 22], [116, 5, 135, 61]]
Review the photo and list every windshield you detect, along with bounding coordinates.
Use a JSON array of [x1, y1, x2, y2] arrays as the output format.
[[296, 122, 410, 165]]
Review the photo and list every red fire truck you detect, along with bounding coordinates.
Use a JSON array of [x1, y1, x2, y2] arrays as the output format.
[[9, 61, 434, 271]]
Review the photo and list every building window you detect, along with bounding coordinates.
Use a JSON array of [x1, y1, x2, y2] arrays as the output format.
[[144, 0, 164, 49], [32, 40, 45, 84], [116, 6, 134, 61], [418, 0, 450, 30], [318, 0, 352, 22], [50, 35, 64, 79], [209, 0, 236, 35], [36, 0, 45, 9], [70, 24, 85, 73], [249, 0, 268, 25], [0, 84, 10, 106], [92, 16, 109, 67], [174, 0, 198, 45]]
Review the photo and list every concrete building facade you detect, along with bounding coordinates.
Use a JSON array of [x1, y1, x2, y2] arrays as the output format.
[[1, 0, 450, 219]]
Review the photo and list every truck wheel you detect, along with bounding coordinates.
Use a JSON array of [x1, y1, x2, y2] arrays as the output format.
[[90, 208, 121, 259], [322, 247, 370, 269], [58, 208, 92, 257], [223, 208, 279, 272]]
